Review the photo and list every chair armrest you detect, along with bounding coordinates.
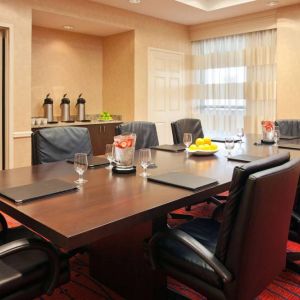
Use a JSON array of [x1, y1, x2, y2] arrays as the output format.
[[149, 228, 232, 283], [0, 238, 60, 295], [169, 229, 232, 283], [292, 211, 300, 223]]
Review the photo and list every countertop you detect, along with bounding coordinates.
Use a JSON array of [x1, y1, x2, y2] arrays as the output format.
[[32, 120, 122, 129]]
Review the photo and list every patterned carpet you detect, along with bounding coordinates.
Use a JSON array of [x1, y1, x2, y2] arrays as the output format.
[[4, 202, 300, 300]]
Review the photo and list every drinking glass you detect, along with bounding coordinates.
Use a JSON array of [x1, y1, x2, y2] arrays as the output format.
[[183, 133, 193, 150], [224, 137, 235, 157], [105, 144, 114, 169], [74, 153, 88, 184], [274, 126, 280, 146], [139, 148, 152, 177], [237, 128, 244, 144]]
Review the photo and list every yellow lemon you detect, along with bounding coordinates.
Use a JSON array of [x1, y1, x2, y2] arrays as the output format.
[[210, 143, 218, 150], [203, 137, 211, 145], [196, 138, 205, 146], [203, 144, 210, 150], [198, 145, 205, 150], [189, 144, 198, 151]]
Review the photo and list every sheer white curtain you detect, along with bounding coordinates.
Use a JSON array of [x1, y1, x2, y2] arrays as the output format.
[[191, 29, 277, 136]]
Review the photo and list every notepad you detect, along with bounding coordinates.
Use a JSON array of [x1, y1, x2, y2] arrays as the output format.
[[227, 154, 264, 163], [0, 179, 78, 203], [151, 144, 186, 152], [147, 172, 218, 191], [280, 135, 300, 140], [67, 156, 110, 168], [279, 143, 300, 150]]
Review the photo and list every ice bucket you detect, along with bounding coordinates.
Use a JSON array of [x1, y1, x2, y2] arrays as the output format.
[[113, 133, 136, 171], [261, 121, 274, 142]]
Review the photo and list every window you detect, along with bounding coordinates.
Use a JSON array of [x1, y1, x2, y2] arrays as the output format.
[[192, 29, 276, 135]]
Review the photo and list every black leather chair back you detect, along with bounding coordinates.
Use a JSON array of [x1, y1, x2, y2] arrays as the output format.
[[224, 158, 300, 299], [215, 153, 290, 262], [32, 127, 93, 165], [115, 121, 159, 150], [171, 119, 204, 144], [275, 119, 300, 136]]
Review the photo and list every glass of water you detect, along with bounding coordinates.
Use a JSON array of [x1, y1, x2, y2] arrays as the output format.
[[225, 137, 235, 157], [105, 144, 114, 169], [183, 133, 193, 149], [139, 148, 152, 177], [237, 128, 244, 144], [74, 153, 88, 184]]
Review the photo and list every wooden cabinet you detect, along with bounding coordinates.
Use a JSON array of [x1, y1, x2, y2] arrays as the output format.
[[85, 123, 121, 155], [32, 122, 122, 156]]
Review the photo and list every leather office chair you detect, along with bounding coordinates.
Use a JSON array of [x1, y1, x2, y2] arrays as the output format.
[[115, 121, 159, 150], [171, 118, 204, 145], [171, 118, 223, 210], [32, 127, 93, 165], [0, 212, 69, 300], [147, 153, 300, 300], [275, 119, 300, 137]]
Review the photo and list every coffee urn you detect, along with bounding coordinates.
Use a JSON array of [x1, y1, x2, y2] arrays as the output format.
[[75, 93, 86, 121], [60, 94, 71, 122], [43, 93, 54, 123]]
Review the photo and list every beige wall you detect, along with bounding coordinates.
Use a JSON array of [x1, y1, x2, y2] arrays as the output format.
[[32, 26, 103, 118], [4, 0, 300, 168], [0, 0, 190, 168], [277, 5, 300, 119], [189, 10, 277, 41], [31, 0, 191, 121], [103, 31, 134, 122], [0, 0, 32, 168]]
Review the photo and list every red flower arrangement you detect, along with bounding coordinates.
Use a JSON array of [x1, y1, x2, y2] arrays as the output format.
[[261, 120, 274, 132]]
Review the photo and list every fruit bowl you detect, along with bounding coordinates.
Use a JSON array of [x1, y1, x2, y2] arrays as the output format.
[[187, 148, 219, 156]]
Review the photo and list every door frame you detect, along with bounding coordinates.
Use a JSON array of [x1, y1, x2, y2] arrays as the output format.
[[0, 23, 14, 169]]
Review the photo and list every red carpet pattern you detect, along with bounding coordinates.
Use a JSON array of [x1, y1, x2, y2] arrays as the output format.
[[3, 203, 300, 300]]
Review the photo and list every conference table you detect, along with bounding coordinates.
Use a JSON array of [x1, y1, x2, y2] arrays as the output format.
[[0, 134, 299, 299]]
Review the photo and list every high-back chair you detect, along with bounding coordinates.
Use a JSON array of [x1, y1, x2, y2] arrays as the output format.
[[32, 127, 93, 165], [171, 118, 204, 145], [0, 212, 70, 299], [147, 153, 300, 300], [275, 119, 300, 137], [115, 121, 159, 150]]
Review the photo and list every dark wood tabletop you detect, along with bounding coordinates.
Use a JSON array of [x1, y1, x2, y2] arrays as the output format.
[[0, 134, 299, 250]]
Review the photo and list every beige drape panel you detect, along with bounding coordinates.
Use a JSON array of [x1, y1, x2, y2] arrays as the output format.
[[191, 29, 277, 135]]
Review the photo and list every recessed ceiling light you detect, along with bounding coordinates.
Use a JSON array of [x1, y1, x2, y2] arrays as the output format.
[[175, 0, 255, 12], [63, 25, 74, 30], [267, 0, 279, 6], [129, 0, 141, 3]]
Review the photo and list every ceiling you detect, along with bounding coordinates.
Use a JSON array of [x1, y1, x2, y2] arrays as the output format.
[[32, 10, 132, 37], [89, 0, 300, 25]]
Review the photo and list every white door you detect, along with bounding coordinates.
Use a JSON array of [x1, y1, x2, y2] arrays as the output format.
[[148, 48, 185, 144]]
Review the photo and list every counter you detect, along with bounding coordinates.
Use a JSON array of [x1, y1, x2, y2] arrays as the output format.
[[32, 120, 122, 129]]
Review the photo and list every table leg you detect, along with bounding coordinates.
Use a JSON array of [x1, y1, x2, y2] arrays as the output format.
[[89, 217, 167, 300]]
